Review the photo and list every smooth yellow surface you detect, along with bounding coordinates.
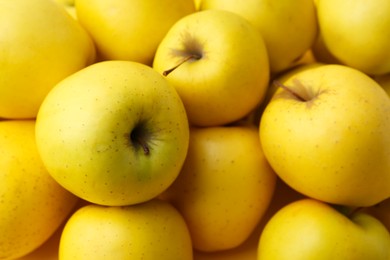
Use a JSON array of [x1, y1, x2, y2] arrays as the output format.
[[162, 126, 277, 252], [258, 199, 390, 259], [317, 0, 390, 75], [153, 9, 270, 126], [35, 60, 189, 206], [260, 64, 390, 206], [193, 178, 306, 260], [76, 0, 195, 65], [0, 120, 78, 260], [200, 0, 317, 74], [0, 0, 95, 119], [59, 199, 193, 260]]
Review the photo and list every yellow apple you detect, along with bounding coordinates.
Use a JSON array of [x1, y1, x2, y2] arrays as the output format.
[[35, 60, 190, 206], [161, 125, 277, 252], [153, 9, 270, 127], [258, 199, 390, 259], [75, 0, 195, 65], [199, 0, 317, 74], [317, 0, 390, 75], [193, 177, 306, 260], [0, 0, 95, 119], [260, 64, 390, 207], [0, 120, 78, 260], [59, 199, 193, 259]]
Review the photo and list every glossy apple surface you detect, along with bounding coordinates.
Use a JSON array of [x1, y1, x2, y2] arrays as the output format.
[[161, 125, 276, 252], [153, 9, 269, 126], [36, 60, 189, 206], [258, 199, 390, 259], [260, 64, 390, 206]]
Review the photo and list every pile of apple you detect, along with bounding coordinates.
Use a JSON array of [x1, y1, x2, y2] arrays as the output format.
[[1, 0, 390, 259]]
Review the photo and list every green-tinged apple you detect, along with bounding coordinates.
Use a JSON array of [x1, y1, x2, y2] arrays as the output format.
[[160, 125, 277, 252], [317, 0, 390, 75], [260, 64, 390, 207], [59, 199, 193, 260], [199, 0, 317, 74], [258, 199, 390, 259], [35, 60, 190, 206], [0, 120, 78, 260], [153, 9, 269, 127], [0, 0, 95, 119], [75, 0, 195, 65]]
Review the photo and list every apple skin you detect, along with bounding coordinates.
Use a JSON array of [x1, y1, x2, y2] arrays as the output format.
[[258, 198, 390, 260], [75, 0, 195, 65], [0, 0, 95, 119], [0, 120, 78, 260], [193, 177, 306, 260], [317, 0, 390, 75], [161, 125, 277, 252], [53, 0, 77, 19], [35, 60, 190, 206], [364, 198, 390, 233], [199, 0, 317, 74], [153, 9, 270, 127], [59, 199, 193, 260], [260, 64, 390, 207]]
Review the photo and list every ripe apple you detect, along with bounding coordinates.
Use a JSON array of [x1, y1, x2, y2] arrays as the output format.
[[317, 0, 390, 75], [260, 64, 390, 207], [258, 199, 390, 259], [59, 199, 193, 259], [75, 0, 195, 65], [193, 178, 305, 260], [0, 0, 95, 119], [161, 125, 277, 252], [35, 60, 190, 206], [0, 120, 78, 260], [199, 0, 317, 74], [153, 9, 270, 127]]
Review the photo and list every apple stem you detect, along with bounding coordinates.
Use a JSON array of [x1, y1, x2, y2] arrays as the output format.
[[273, 80, 306, 102], [134, 137, 150, 155], [163, 54, 201, 76]]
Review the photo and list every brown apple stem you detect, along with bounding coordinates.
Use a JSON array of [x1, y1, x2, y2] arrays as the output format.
[[273, 80, 306, 102], [163, 54, 201, 76], [134, 137, 150, 155]]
